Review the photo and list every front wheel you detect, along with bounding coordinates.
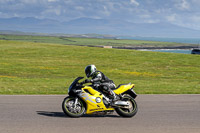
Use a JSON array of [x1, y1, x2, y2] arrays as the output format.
[[115, 95, 138, 117], [62, 96, 85, 117]]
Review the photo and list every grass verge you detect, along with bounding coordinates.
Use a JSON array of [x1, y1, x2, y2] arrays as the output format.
[[0, 40, 199, 94], [0, 34, 195, 47]]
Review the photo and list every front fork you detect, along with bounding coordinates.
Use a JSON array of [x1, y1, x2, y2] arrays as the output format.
[[74, 97, 78, 108]]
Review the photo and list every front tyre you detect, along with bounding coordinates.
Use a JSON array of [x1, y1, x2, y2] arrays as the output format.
[[115, 95, 138, 117], [62, 96, 85, 118]]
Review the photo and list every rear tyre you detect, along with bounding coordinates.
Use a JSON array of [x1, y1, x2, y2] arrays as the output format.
[[115, 95, 137, 117], [62, 96, 85, 118]]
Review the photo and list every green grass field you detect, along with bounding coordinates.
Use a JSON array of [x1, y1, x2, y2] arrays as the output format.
[[0, 39, 200, 94], [0, 34, 194, 47]]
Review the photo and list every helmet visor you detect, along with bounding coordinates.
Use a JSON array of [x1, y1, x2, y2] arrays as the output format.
[[85, 66, 91, 78]]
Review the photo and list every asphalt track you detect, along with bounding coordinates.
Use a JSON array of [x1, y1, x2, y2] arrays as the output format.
[[0, 95, 199, 133]]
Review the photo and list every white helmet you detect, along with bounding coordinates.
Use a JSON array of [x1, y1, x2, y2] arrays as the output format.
[[85, 65, 96, 78]]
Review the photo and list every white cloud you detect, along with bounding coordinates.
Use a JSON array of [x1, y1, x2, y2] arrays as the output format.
[[48, 0, 57, 2], [102, 6, 111, 16], [164, 12, 200, 30], [139, 14, 151, 19], [42, 8, 61, 16], [191, 15, 200, 22], [191, 0, 200, 5], [146, 19, 160, 23], [130, 0, 139, 6], [75, 6, 85, 11], [181, 0, 190, 10], [175, 0, 190, 10], [166, 14, 177, 22], [1, 0, 200, 31], [19, 0, 38, 4], [0, 0, 14, 3]]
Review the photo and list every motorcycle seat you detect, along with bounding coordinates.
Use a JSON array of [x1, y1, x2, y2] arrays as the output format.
[[112, 84, 127, 90]]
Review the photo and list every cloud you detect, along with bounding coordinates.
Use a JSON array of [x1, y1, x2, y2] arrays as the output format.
[[166, 14, 177, 22], [42, 8, 61, 16], [139, 14, 151, 19], [1, 0, 200, 31], [19, 0, 38, 4], [0, 0, 15, 3], [130, 0, 139, 6], [146, 19, 160, 23], [48, 0, 57, 2], [192, 0, 200, 5], [191, 15, 200, 22], [175, 0, 190, 10], [164, 11, 200, 30], [75, 6, 85, 11]]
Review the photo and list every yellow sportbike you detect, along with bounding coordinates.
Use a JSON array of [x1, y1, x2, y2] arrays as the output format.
[[62, 77, 138, 117]]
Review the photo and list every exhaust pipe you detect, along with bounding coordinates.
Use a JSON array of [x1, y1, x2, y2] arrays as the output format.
[[114, 101, 129, 106]]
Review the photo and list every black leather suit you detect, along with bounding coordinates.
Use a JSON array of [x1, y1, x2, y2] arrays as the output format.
[[90, 71, 116, 98]]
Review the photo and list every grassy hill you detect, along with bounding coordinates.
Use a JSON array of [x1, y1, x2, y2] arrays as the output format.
[[0, 34, 195, 48], [0, 39, 199, 94]]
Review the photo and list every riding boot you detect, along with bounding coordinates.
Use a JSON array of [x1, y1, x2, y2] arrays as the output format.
[[102, 83, 118, 102], [109, 89, 118, 102]]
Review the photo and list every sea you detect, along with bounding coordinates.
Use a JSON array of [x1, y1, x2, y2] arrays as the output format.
[[147, 49, 192, 54], [119, 36, 200, 54]]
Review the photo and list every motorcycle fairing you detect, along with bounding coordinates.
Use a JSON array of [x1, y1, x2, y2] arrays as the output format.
[[78, 86, 114, 114], [78, 84, 135, 114], [113, 83, 134, 95]]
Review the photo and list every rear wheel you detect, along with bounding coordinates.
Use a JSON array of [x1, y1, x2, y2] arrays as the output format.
[[115, 95, 137, 117], [62, 96, 85, 117]]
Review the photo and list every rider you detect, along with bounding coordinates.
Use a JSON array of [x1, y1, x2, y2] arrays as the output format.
[[83, 64, 118, 102]]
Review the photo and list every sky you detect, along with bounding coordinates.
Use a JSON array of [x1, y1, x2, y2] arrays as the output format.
[[1, 0, 200, 31]]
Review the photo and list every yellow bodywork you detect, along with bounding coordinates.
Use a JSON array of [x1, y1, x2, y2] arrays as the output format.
[[79, 84, 134, 114], [114, 84, 134, 95]]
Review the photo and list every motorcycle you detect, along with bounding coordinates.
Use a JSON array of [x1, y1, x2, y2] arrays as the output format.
[[62, 77, 138, 117]]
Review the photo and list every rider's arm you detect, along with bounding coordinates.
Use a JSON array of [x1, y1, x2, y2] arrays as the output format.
[[83, 72, 102, 83], [91, 72, 102, 82]]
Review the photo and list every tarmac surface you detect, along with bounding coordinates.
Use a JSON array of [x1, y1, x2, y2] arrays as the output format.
[[0, 95, 200, 133]]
